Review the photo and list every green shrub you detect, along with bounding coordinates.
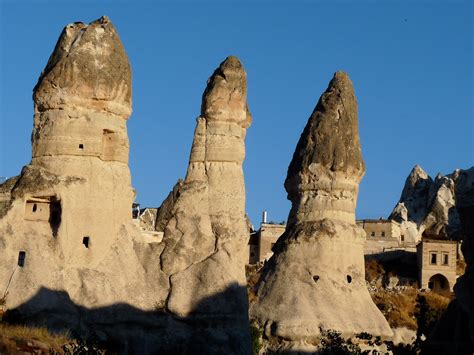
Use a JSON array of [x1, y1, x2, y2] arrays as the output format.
[[250, 321, 262, 355]]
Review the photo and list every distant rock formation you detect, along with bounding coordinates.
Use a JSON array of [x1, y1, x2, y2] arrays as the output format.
[[389, 165, 464, 242], [251, 72, 392, 344], [157, 56, 252, 351], [427, 167, 474, 353]]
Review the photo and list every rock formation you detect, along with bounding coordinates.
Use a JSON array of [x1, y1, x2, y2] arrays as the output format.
[[426, 167, 474, 353], [389, 165, 463, 242], [0, 16, 165, 314], [251, 72, 392, 343], [0, 16, 174, 352], [156, 56, 252, 350], [0, 18, 252, 352]]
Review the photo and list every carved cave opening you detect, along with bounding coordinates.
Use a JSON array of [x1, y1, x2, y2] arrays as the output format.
[[49, 198, 61, 238]]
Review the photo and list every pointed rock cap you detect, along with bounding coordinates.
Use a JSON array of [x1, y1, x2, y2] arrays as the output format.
[[286, 70, 364, 191], [201, 55, 252, 128], [33, 16, 132, 118], [409, 165, 429, 180]]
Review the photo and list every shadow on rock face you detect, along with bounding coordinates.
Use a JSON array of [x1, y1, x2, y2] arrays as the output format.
[[4, 285, 251, 355]]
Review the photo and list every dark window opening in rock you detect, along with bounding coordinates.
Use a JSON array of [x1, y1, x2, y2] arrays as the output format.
[[313, 275, 320, 283], [347, 275, 352, 283], [430, 252, 437, 265], [370, 232, 375, 237], [79, 144, 84, 149], [49, 199, 62, 238], [32, 203, 37, 212], [83, 236, 90, 248], [401, 235, 405, 242], [18, 251, 26, 267], [381, 231, 385, 237]]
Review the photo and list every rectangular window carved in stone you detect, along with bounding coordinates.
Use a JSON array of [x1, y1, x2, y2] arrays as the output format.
[[18, 251, 26, 267], [430, 252, 437, 265], [442, 253, 449, 265]]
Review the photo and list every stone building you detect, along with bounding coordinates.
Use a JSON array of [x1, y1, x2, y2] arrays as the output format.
[[358, 218, 412, 254], [358, 219, 400, 240], [248, 217, 412, 262], [248, 222, 285, 264], [417, 239, 458, 293]]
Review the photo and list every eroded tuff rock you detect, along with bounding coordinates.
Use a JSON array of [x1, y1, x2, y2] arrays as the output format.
[[389, 165, 463, 242], [0, 16, 168, 347], [157, 56, 252, 351], [251, 72, 392, 342]]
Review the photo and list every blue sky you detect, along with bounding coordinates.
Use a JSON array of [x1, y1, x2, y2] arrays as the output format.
[[0, 1, 472, 226]]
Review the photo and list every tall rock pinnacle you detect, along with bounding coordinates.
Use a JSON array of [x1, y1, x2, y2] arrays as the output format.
[[158, 56, 252, 352], [252, 72, 392, 344], [0, 16, 159, 337], [29, 16, 134, 265]]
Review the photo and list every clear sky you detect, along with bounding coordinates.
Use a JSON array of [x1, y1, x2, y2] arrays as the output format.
[[0, 0, 472, 227]]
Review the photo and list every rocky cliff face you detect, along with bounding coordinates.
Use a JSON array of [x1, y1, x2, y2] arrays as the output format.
[[251, 72, 392, 345], [389, 165, 465, 242]]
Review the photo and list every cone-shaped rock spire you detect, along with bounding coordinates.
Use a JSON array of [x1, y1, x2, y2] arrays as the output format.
[[158, 56, 252, 353], [251, 72, 392, 345]]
